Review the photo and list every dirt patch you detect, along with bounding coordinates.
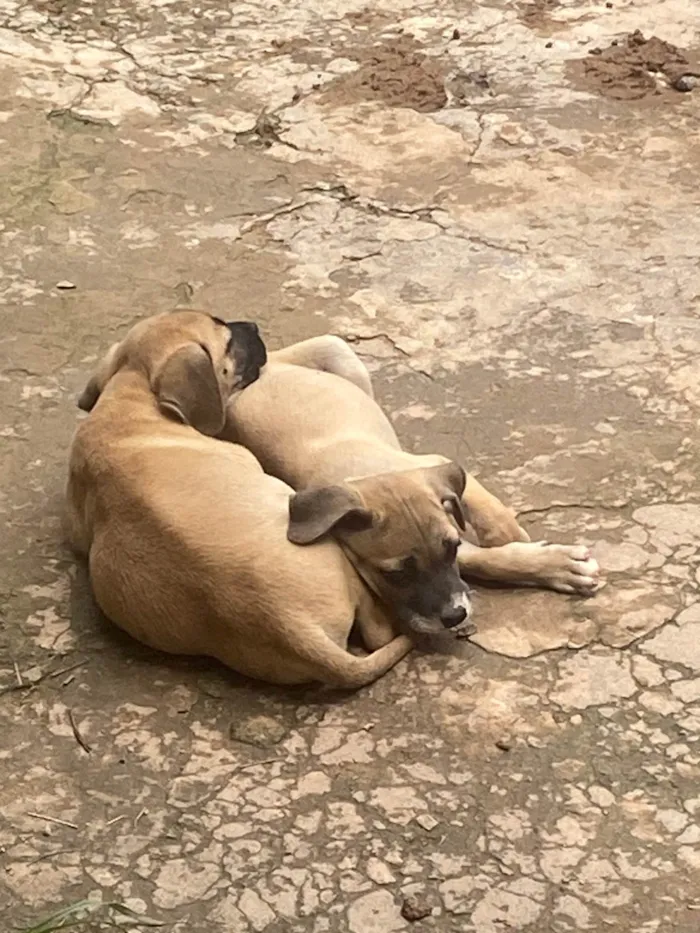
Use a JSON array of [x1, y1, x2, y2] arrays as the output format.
[[519, 0, 562, 33], [323, 35, 448, 113], [267, 36, 314, 63], [344, 6, 397, 29], [571, 30, 700, 100]]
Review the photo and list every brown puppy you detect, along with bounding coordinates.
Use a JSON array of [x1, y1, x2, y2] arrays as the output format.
[[224, 336, 601, 616], [65, 311, 422, 687]]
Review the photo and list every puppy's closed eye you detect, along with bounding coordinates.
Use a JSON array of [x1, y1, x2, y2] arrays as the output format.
[[444, 538, 460, 564], [380, 556, 417, 586]]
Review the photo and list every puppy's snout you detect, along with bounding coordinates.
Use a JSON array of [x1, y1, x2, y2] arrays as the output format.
[[440, 584, 472, 630], [441, 604, 468, 628]]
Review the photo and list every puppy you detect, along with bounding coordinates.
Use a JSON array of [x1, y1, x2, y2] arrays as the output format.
[[223, 335, 601, 623], [65, 311, 421, 688]]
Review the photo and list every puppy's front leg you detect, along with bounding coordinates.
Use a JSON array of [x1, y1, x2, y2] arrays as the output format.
[[354, 593, 398, 651], [457, 541, 600, 596]]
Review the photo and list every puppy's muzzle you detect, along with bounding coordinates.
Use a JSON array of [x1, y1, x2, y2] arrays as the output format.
[[441, 605, 468, 628], [401, 588, 473, 637], [440, 589, 472, 629]]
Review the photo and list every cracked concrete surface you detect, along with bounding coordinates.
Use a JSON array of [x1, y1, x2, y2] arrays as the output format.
[[1, 0, 700, 929]]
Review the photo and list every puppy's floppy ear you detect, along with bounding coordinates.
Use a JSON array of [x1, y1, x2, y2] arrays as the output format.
[[154, 343, 225, 437], [77, 342, 122, 412], [426, 461, 467, 531], [288, 485, 374, 545]]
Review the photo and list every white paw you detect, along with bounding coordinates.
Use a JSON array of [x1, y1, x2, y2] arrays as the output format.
[[541, 544, 601, 595]]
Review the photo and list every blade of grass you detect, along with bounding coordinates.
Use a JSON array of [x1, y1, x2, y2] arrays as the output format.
[[17, 899, 165, 933], [106, 904, 164, 927], [16, 898, 102, 933]]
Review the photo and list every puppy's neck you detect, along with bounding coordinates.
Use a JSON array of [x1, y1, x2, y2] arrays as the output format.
[[95, 369, 156, 415], [309, 438, 413, 488], [338, 539, 386, 603]]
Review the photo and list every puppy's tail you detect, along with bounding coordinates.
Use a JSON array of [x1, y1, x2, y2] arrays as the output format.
[[303, 634, 413, 689]]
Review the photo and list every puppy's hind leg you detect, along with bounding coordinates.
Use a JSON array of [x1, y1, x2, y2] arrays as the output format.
[[462, 475, 530, 547], [411, 453, 529, 547], [270, 335, 374, 398], [355, 598, 398, 651]]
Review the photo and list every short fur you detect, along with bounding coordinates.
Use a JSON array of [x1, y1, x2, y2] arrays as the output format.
[[223, 336, 601, 607], [65, 313, 412, 688]]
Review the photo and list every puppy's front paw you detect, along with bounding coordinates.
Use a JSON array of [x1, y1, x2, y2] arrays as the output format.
[[529, 542, 601, 595], [454, 620, 478, 640]]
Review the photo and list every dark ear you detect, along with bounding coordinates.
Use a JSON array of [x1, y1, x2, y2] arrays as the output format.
[[426, 461, 467, 531], [226, 321, 267, 389], [154, 344, 225, 436], [78, 377, 101, 413], [77, 342, 122, 412], [288, 485, 374, 545]]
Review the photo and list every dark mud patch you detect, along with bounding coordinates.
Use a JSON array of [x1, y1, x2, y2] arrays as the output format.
[[323, 35, 448, 113], [571, 30, 700, 101], [519, 0, 562, 33]]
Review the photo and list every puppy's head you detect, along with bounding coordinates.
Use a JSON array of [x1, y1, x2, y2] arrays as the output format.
[[77, 311, 266, 436], [288, 461, 471, 635]]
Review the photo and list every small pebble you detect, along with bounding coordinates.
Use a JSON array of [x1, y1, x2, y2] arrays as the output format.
[[366, 858, 395, 885], [415, 813, 439, 832], [56, 280, 76, 290], [545, 41, 553, 49], [452, 28, 461, 40], [674, 74, 697, 92], [495, 738, 512, 752], [230, 714, 286, 747], [401, 895, 432, 922]]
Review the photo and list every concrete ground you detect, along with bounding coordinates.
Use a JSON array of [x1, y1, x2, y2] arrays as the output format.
[[1, 0, 700, 929]]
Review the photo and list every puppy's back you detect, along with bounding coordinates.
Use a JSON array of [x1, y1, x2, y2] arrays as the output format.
[[225, 363, 400, 487], [74, 420, 359, 680]]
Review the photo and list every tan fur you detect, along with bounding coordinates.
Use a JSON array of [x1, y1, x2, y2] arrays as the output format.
[[65, 313, 412, 688], [224, 336, 601, 598]]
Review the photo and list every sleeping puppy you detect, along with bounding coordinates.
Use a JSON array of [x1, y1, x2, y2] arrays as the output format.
[[223, 335, 601, 625], [65, 311, 423, 688]]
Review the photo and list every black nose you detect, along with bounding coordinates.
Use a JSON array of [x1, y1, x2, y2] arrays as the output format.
[[441, 605, 468, 628]]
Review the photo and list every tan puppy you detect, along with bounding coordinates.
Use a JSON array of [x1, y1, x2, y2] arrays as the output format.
[[65, 312, 424, 688], [224, 336, 601, 615]]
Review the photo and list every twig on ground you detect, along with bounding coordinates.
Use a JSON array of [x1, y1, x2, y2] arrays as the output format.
[[67, 708, 92, 753], [27, 848, 75, 865], [105, 815, 126, 827], [49, 660, 88, 681], [0, 659, 88, 697], [26, 812, 79, 830], [236, 758, 280, 772]]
